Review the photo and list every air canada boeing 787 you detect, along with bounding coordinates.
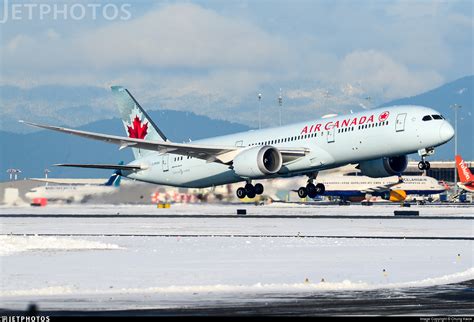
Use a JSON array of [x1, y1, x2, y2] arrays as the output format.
[[21, 86, 455, 199]]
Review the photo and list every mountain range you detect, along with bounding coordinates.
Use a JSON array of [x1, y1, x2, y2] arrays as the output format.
[[0, 76, 472, 181]]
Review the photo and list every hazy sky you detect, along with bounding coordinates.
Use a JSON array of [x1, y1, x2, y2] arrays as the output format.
[[1, 0, 472, 126]]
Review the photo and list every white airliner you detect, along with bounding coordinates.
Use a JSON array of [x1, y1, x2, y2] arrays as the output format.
[[21, 86, 455, 199], [317, 175, 447, 203], [25, 169, 121, 203]]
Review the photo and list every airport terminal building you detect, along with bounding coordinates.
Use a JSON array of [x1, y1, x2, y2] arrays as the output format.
[[405, 160, 474, 182]]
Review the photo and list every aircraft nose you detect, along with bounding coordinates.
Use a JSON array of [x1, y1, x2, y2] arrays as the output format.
[[439, 122, 454, 142]]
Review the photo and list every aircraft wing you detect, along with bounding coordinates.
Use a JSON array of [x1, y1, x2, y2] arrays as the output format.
[[20, 121, 309, 164], [360, 180, 402, 194]]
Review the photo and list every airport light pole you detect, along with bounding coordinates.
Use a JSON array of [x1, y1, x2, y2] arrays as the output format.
[[6, 168, 21, 181], [278, 88, 283, 127], [451, 104, 462, 196], [258, 93, 262, 129], [6, 169, 14, 181]]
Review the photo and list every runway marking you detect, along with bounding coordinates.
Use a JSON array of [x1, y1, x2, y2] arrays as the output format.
[[0, 214, 472, 220], [1, 233, 472, 241]]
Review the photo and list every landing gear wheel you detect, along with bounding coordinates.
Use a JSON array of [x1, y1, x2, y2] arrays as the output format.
[[245, 183, 256, 199], [306, 183, 317, 198], [236, 187, 247, 199], [298, 187, 308, 198], [246, 190, 256, 199], [418, 161, 431, 171], [418, 161, 426, 170], [315, 183, 326, 194], [254, 183, 264, 195]]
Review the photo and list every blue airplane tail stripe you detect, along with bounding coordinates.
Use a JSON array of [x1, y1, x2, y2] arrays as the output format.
[[104, 162, 123, 186]]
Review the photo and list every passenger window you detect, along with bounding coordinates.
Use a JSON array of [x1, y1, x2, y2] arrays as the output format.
[[422, 115, 432, 121]]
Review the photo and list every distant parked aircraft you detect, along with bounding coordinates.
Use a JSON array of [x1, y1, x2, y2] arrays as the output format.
[[316, 175, 447, 203], [25, 169, 121, 203], [455, 155, 474, 193]]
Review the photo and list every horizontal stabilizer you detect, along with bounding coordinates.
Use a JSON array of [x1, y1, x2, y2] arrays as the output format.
[[30, 178, 109, 185], [54, 163, 142, 171]]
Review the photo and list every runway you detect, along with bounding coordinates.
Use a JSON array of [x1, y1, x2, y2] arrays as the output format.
[[1, 214, 473, 220], [0, 203, 473, 315], [2, 233, 473, 241]]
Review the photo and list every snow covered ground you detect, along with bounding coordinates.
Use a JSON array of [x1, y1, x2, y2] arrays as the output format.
[[0, 203, 472, 311]]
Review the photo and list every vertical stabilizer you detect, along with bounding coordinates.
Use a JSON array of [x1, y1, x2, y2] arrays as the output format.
[[455, 155, 472, 183], [104, 162, 123, 187], [111, 86, 168, 159]]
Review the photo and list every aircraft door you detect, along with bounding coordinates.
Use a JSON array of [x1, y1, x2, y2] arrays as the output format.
[[162, 154, 169, 172], [327, 127, 335, 143], [395, 113, 407, 132]]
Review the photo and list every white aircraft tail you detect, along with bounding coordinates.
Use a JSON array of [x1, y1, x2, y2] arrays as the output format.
[[111, 86, 168, 159]]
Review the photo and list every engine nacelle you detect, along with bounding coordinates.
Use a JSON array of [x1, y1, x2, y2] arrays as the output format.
[[358, 155, 408, 178], [233, 146, 282, 178], [381, 190, 407, 202]]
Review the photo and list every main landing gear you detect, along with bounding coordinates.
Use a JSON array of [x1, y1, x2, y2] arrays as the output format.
[[297, 182, 326, 198], [297, 174, 326, 199], [418, 147, 434, 171], [236, 182, 264, 199]]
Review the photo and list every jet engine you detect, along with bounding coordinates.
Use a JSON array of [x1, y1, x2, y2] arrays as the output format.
[[358, 155, 408, 178], [381, 190, 407, 202], [233, 146, 283, 178]]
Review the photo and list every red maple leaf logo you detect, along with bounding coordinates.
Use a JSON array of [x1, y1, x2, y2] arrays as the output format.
[[379, 111, 390, 122], [127, 115, 148, 139]]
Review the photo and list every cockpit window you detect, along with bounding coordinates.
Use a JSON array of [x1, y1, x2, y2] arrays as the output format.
[[432, 115, 442, 120], [422, 115, 432, 121]]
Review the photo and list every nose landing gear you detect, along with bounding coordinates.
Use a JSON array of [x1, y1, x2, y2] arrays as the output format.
[[236, 182, 264, 199], [418, 147, 434, 171], [418, 160, 431, 171]]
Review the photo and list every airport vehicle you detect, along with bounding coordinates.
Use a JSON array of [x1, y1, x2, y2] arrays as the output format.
[[21, 86, 455, 199], [25, 169, 122, 203], [455, 155, 474, 193], [317, 175, 447, 203]]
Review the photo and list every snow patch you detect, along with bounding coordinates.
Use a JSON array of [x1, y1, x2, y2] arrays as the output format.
[[2, 286, 75, 297], [0, 236, 123, 256], [2, 268, 472, 297]]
